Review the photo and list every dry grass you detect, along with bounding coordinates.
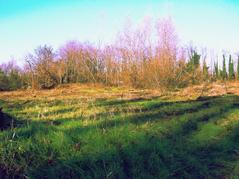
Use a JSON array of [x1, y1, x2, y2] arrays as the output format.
[[2, 81, 239, 102], [0, 83, 162, 102]]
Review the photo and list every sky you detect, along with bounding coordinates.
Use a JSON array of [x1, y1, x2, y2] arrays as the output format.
[[0, 0, 239, 65]]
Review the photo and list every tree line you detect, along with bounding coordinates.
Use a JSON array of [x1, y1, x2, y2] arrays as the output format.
[[0, 18, 239, 91]]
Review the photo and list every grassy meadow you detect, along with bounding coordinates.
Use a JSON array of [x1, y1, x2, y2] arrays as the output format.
[[0, 83, 239, 178]]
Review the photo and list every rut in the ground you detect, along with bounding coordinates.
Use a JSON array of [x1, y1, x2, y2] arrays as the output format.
[[0, 108, 14, 130]]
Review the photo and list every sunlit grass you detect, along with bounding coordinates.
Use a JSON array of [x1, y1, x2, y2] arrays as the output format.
[[0, 86, 238, 178]]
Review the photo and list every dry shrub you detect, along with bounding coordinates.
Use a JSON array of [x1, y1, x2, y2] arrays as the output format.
[[3, 17, 214, 91]]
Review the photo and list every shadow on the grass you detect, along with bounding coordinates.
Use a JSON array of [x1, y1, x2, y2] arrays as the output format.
[[1, 95, 239, 178], [0, 107, 23, 130], [14, 95, 228, 138], [31, 117, 239, 179]]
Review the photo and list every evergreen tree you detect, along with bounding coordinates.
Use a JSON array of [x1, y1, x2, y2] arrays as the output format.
[[237, 56, 239, 80], [8, 69, 22, 90], [222, 54, 227, 80], [228, 55, 235, 80], [187, 51, 200, 71], [187, 50, 200, 84], [214, 60, 219, 79], [0, 69, 9, 91]]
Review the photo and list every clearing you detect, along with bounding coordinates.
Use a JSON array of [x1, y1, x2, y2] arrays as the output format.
[[0, 83, 238, 178]]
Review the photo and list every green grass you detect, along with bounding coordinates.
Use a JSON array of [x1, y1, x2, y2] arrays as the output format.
[[0, 93, 239, 178]]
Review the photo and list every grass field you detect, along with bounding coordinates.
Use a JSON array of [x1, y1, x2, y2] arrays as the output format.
[[0, 83, 239, 178]]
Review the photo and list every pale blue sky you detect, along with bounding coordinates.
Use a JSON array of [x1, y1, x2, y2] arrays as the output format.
[[0, 0, 239, 64]]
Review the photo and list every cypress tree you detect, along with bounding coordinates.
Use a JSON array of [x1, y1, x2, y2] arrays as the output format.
[[214, 60, 219, 79], [237, 56, 239, 80], [228, 55, 235, 80], [222, 54, 227, 80]]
